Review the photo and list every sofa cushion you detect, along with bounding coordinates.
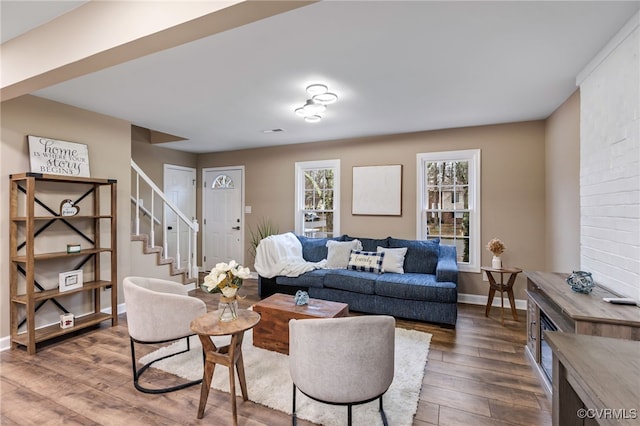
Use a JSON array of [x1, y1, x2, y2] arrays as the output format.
[[377, 246, 408, 274], [275, 269, 332, 288], [347, 250, 384, 274], [387, 238, 440, 274], [296, 235, 343, 262], [326, 239, 363, 268], [374, 273, 457, 303], [323, 269, 378, 295], [344, 235, 389, 252]]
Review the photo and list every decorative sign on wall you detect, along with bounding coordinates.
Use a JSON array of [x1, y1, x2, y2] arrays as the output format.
[[28, 135, 91, 177], [352, 165, 402, 216]]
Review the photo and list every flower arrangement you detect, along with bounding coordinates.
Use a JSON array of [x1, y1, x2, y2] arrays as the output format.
[[202, 260, 251, 299], [486, 238, 506, 256]]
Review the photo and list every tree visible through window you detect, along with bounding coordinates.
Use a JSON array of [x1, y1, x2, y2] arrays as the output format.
[[418, 150, 480, 272], [295, 160, 340, 238]]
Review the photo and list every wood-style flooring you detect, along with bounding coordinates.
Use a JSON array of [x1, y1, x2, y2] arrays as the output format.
[[1, 280, 551, 425]]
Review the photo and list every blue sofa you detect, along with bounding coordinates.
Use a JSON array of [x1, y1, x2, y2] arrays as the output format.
[[258, 235, 458, 327]]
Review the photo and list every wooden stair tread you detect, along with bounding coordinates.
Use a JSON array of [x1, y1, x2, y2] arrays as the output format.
[[131, 233, 196, 285]]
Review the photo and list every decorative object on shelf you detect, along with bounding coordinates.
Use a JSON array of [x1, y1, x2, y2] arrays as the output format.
[[294, 290, 309, 306], [66, 244, 81, 253], [60, 199, 80, 216], [486, 238, 506, 269], [60, 313, 74, 329], [566, 270, 595, 294], [294, 83, 339, 123], [202, 260, 251, 322], [28, 135, 91, 177], [59, 269, 83, 292]]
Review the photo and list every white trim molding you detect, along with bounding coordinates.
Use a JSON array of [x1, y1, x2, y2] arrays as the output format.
[[458, 292, 527, 311], [576, 10, 640, 85]]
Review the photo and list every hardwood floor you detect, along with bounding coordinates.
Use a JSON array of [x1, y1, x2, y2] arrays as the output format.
[[1, 280, 551, 425]]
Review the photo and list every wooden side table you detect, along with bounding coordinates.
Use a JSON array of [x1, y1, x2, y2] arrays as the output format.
[[190, 309, 261, 426], [481, 266, 523, 324]]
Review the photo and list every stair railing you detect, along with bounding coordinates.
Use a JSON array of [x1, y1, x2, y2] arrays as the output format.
[[131, 160, 199, 280]]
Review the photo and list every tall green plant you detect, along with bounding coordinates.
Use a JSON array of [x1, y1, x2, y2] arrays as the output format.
[[249, 218, 279, 257]]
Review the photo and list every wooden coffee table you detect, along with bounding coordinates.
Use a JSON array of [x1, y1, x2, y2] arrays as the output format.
[[253, 293, 349, 354]]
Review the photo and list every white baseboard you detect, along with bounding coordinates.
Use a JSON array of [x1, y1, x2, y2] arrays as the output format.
[[458, 292, 527, 311]]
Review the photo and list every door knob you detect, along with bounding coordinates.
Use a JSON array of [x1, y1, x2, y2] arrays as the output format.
[[232, 226, 240, 230]]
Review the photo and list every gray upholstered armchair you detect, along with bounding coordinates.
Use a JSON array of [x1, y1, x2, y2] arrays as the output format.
[[288, 315, 395, 426], [123, 276, 207, 394]]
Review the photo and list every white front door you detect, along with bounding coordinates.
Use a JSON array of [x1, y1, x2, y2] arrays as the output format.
[[203, 167, 244, 271], [164, 164, 196, 269]]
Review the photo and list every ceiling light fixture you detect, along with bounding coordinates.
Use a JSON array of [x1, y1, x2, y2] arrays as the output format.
[[304, 115, 322, 123], [294, 83, 339, 123]]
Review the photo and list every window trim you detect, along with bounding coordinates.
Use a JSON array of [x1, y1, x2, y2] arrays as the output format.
[[416, 149, 481, 273], [294, 159, 340, 237]]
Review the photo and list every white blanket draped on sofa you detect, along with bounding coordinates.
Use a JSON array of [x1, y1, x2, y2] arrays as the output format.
[[254, 232, 326, 278]]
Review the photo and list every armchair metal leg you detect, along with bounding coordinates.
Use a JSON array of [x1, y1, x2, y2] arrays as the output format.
[[130, 336, 202, 394], [379, 395, 389, 426], [292, 384, 297, 426]]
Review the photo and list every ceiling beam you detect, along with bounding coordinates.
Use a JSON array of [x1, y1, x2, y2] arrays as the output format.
[[1, 1, 317, 102]]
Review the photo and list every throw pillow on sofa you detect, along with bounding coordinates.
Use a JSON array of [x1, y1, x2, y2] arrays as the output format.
[[376, 246, 408, 274], [388, 237, 440, 274], [347, 250, 385, 274], [326, 239, 363, 268]]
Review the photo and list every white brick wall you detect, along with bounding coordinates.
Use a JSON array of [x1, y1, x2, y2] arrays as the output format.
[[579, 14, 640, 299]]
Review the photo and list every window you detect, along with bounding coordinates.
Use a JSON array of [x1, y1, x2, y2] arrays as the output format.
[[212, 174, 234, 189], [417, 149, 480, 272], [295, 159, 340, 238]]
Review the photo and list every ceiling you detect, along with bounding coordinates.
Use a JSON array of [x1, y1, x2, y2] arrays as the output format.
[[2, 1, 638, 154]]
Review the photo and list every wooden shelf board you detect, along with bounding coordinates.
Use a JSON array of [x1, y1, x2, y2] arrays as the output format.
[[11, 215, 113, 221], [12, 312, 114, 346], [10, 173, 116, 185], [11, 248, 112, 262], [11, 280, 113, 304]]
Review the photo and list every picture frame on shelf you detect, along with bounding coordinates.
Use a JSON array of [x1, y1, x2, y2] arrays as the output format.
[[59, 269, 83, 292]]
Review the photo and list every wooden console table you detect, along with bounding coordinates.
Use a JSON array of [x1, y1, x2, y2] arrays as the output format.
[[546, 332, 640, 425], [525, 271, 640, 395]]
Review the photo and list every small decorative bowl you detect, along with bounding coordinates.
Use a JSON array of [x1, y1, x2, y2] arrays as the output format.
[[294, 290, 309, 306], [566, 270, 595, 294]]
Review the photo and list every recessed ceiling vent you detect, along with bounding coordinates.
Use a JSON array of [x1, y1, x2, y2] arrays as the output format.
[[262, 128, 285, 133]]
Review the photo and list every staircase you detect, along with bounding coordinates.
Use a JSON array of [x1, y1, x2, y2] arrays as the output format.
[[130, 160, 199, 286]]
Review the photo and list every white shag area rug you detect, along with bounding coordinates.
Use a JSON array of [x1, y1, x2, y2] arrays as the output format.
[[140, 327, 431, 426]]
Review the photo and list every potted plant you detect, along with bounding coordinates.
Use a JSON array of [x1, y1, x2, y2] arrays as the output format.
[[249, 218, 279, 258]]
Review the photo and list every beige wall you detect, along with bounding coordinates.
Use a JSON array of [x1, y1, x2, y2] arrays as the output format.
[[0, 95, 132, 338], [131, 126, 198, 242], [544, 90, 581, 272], [131, 125, 198, 183], [199, 121, 547, 300]]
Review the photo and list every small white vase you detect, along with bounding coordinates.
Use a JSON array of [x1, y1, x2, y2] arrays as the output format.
[[492, 256, 502, 269]]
